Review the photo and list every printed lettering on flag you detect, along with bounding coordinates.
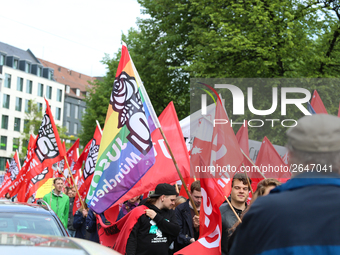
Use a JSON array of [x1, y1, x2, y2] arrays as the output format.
[[87, 43, 160, 213]]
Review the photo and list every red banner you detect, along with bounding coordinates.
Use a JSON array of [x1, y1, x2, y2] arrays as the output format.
[[11, 99, 65, 202], [0, 151, 21, 197], [73, 126, 102, 214]]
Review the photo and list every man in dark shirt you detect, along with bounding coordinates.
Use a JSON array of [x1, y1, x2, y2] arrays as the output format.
[[174, 180, 201, 252], [126, 183, 180, 255]]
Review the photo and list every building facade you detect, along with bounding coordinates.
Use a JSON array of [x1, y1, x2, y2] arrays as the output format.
[[0, 42, 65, 172], [38, 59, 94, 138]]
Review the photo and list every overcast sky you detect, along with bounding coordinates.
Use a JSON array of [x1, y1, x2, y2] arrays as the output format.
[[0, 0, 144, 77]]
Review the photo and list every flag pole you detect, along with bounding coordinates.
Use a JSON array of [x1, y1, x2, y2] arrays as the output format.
[[128, 46, 199, 216], [159, 128, 199, 216], [64, 155, 85, 209], [242, 163, 254, 195], [57, 165, 72, 186], [224, 196, 242, 223], [241, 151, 266, 179]]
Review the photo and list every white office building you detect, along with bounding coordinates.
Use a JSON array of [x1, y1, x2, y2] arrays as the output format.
[[0, 41, 65, 172]]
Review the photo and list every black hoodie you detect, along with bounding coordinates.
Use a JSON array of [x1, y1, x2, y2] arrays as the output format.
[[126, 202, 180, 255]]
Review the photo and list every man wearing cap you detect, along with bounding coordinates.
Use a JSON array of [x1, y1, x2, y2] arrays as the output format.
[[126, 183, 180, 255], [229, 114, 340, 255]]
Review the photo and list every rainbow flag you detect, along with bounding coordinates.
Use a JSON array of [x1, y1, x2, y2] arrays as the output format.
[[87, 42, 160, 213]]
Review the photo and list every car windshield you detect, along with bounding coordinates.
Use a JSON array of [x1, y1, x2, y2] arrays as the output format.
[[0, 213, 63, 236]]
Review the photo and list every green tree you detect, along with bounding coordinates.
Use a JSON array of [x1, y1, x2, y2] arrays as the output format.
[[79, 54, 120, 146], [82, 0, 340, 146]]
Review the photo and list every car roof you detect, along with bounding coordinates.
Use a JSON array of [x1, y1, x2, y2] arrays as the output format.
[[0, 232, 122, 255], [0, 201, 52, 215]]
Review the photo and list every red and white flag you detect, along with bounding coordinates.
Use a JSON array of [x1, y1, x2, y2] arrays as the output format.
[[73, 124, 102, 214], [12, 98, 65, 202], [0, 151, 21, 197]]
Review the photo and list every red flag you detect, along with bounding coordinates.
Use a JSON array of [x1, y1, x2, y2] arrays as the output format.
[[235, 122, 264, 197], [311, 90, 328, 114], [73, 126, 102, 214], [255, 137, 291, 182], [178, 177, 196, 199], [236, 121, 249, 157], [5, 160, 9, 174], [175, 177, 225, 255], [103, 102, 190, 224], [11, 99, 65, 201], [64, 138, 79, 177], [97, 205, 147, 252], [0, 151, 21, 197]]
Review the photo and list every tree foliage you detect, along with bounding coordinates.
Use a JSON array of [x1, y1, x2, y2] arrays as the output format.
[[81, 0, 340, 146]]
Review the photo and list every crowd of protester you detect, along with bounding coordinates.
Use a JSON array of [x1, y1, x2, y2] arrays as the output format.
[[3, 114, 337, 255]]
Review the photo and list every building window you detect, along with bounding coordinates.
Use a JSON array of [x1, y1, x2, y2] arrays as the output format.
[[55, 107, 61, 121], [17, 77, 23, 91], [13, 138, 19, 152], [0, 136, 7, 150], [0, 54, 5, 65], [66, 103, 71, 117], [15, 97, 22, 111], [13, 59, 18, 69], [2, 94, 10, 109], [26, 80, 32, 94], [66, 121, 70, 133], [48, 70, 53, 80], [14, 118, 21, 132], [66, 85, 70, 93], [76, 89, 80, 97], [83, 108, 86, 115], [46, 85, 52, 99], [4, 74, 11, 88], [86, 91, 90, 97], [75, 105, 79, 119], [0, 157, 7, 171], [37, 67, 42, 77], [57, 89, 62, 102], [25, 99, 30, 113], [25, 62, 31, 73], [38, 83, 44, 97], [74, 123, 78, 135], [37, 102, 43, 113], [1, 115, 8, 129]]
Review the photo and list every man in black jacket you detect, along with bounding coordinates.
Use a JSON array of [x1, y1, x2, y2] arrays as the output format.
[[174, 180, 201, 252], [126, 183, 180, 255], [220, 173, 251, 255]]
